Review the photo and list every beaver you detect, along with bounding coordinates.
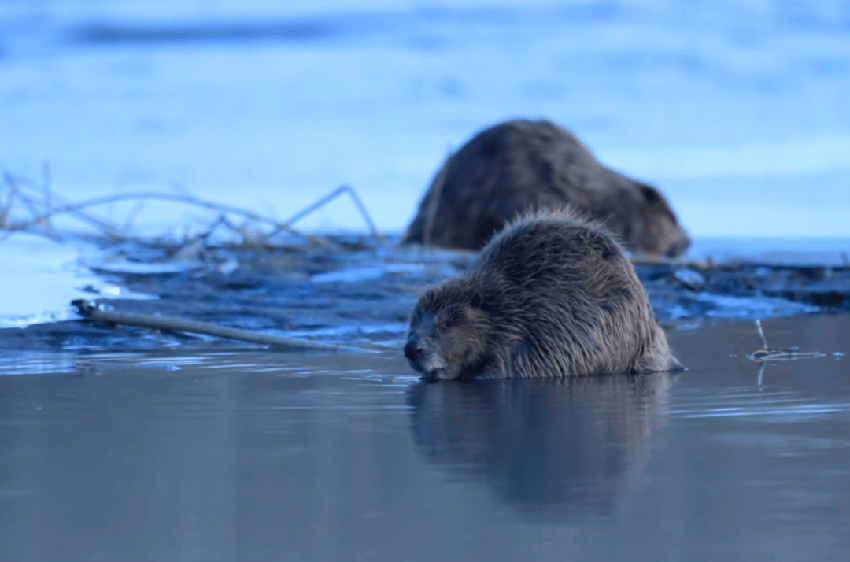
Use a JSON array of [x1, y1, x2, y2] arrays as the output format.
[[401, 119, 690, 256], [404, 208, 680, 380]]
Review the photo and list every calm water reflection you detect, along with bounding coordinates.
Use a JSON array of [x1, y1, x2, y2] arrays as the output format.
[[1, 315, 849, 562], [408, 374, 670, 521]]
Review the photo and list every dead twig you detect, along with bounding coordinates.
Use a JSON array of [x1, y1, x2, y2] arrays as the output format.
[[0, 173, 18, 228], [747, 319, 826, 361], [3, 170, 388, 252], [282, 184, 384, 243], [121, 200, 147, 233], [0, 174, 66, 242], [755, 318, 769, 349], [17, 189, 126, 240], [5, 190, 338, 250], [3, 171, 126, 240], [749, 349, 826, 361], [72, 299, 373, 352]]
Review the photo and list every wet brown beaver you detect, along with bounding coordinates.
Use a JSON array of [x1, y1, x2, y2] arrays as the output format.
[[402, 118, 690, 256], [404, 209, 680, 380]]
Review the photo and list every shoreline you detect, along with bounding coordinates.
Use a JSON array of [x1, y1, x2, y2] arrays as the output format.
[[1, 233, 848, 355]]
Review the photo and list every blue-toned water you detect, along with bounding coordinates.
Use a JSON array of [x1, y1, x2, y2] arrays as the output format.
[[2, 4, 850, 559], [1, 0, 849, 237], [1, 314, 849, 562]]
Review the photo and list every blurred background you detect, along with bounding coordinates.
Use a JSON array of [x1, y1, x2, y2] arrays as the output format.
[[1, 0, 849, 239]]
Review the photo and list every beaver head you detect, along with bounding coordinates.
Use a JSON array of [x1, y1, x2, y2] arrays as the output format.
[[404, 281, 494, 381], [636, 182, 690, 256]]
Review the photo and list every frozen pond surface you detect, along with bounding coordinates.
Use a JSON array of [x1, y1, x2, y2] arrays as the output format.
[[1, 314, 849, 562], [1, 0, 849, 238]]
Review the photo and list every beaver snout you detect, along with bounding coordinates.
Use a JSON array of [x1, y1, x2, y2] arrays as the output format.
[[668, 233, 691, 257], [404, 338, 421, 361]]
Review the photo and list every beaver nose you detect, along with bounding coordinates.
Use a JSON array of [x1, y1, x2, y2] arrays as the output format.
[[668, 233, 691, 257], [404, 339, 420, 361]]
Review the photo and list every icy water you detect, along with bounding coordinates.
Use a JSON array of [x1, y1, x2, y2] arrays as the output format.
[[1, 314, 849, 562]]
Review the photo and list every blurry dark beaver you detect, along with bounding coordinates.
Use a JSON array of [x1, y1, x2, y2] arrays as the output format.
[[401, 119, 690, 256], [404, 209, 680, 380]]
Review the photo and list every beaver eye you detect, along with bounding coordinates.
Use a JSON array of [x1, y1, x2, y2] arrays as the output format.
[[441, 323, 449, 332]]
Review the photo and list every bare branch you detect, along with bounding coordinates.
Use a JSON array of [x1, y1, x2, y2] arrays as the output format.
[[72, 299, 375, 352], [5, 190, 338, 250], [283, 185, 384, 243]]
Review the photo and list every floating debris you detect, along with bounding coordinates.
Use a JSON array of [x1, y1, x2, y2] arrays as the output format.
[[747, 319, 827, 362]]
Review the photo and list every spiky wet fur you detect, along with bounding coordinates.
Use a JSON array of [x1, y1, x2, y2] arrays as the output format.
[[405, 208, 681, 380]]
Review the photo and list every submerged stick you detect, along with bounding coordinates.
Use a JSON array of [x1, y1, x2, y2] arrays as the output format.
[[748, 319, 825, 361], [72, 299, 361, 352], [755, 319, 769, 349]]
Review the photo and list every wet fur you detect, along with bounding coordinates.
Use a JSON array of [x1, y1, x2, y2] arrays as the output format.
[[402, 119, 690, 256], [405, 209, 680, 380]]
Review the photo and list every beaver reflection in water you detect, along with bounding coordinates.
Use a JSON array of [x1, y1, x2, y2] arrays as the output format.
[[402, 118, 690, 256], [408, 373, 672, 518], [404, 209, 680, 381]]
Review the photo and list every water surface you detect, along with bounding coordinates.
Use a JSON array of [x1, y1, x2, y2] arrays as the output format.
[[2, 313, 848, 561]]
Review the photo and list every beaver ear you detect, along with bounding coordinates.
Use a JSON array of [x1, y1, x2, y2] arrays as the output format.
[[638, 182, 661, 205], [469, 292, 487, 310]]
